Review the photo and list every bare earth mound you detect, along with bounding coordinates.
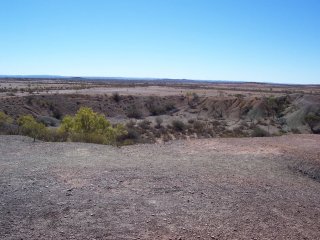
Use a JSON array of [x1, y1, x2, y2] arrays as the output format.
[[1, 135, 320, 239]]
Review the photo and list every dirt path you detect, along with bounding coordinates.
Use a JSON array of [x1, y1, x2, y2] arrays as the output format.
[[1, 135, 320, 239]]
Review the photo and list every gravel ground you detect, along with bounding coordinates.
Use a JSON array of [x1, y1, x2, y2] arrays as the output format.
[[0, 135, 320, 240]]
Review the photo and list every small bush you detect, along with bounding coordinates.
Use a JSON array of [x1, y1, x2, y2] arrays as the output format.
[[232, 126, 249, 137], [70, 132, 107, 145], [42, 128, 68, 142], [18, 115, 47, 141], [192, 93, 200, 101], [155, 116, 163, 128], [59, 107, 127, 145], [148, 103, 165, 116], [165, 102, 176, 111], [112, 92, 121, 102], [188, 119, 195, 124], [127, 105, 143, 119], [251, 127, 270, 137], [119, 139, 136, 146], [126, 128, 140, 140], [0, 123, 19, 135], [0, 112, 13, 127], [291, 128, 301, 134], [305, 113, 320, 133], [193, 120, 205, 131], [172, 120, 186, 131], [146, 97, 175, 116], [126, 120, 136, 128], [26, 96, 33, 105], [52, 108, 62, 119], [138, 119, 151, 129]]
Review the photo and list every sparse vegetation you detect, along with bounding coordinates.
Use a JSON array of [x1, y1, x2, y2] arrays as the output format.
[[59, 107, 127, 145], [127, 105, 143, 119], [251, 126, 270, 137], [18, 115, 47, 142], [0, 79, 319, 144], [305, 112, 320, 133], [112, 92, 121, 102], [172, 120, 186, 131], [0, 112, 13, 126], [138, 119, 151, 129], [155, 116, 163, 128]]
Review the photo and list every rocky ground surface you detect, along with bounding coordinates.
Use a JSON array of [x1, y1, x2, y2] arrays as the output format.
[[1, 134, 320, 239]]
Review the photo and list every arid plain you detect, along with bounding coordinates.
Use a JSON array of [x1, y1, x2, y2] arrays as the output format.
[[1, 78, 320, 239]]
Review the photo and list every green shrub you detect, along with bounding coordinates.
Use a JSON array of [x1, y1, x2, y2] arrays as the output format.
[[165, 102, 176, 111], [146, 97, 175, 116], [126, 120, 136, 128], [42, 128, 68, 142], [193, 120, 205, 131], [59, 107, 127, 145], [138, 119, 151, 129], [305, 113, 320, 133], [127, 105, 143, 119], [291, 128, 301, 134], [112, 92, 121, 102], [69, 132, 107, 145], [188, 119, 195, 124], [251, 127, 270, 137], [18, 115, 47, 141], [120, 139, 136, 146], [0, 112, 17, 135], [126, 128, 140, 140], [155, 116, 163, 128], [192, 93, 200, 101], [147, 103, 166, 116], [0, 112, 13, 126], [172, 120, 186, 131], [52, 108, 62, 119]]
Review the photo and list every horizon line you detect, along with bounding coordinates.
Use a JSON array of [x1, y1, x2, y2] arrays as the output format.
[[0, 74, 319, 86]]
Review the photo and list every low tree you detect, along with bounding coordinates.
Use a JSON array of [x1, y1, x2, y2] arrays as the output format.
[[305, 113, 320, 133], [0, 112, 15, 134], [0, 112, 13, 126], [59, 115, 74, 133], [59, 107, 127, 144], [266, 97, 277, 119], [18, 115, 46, 142]]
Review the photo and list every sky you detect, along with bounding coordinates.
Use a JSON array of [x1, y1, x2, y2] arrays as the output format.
[[0, 0, 319, 84]]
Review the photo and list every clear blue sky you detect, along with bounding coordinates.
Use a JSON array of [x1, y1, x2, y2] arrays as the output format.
[[0, 0, 319, 84]]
